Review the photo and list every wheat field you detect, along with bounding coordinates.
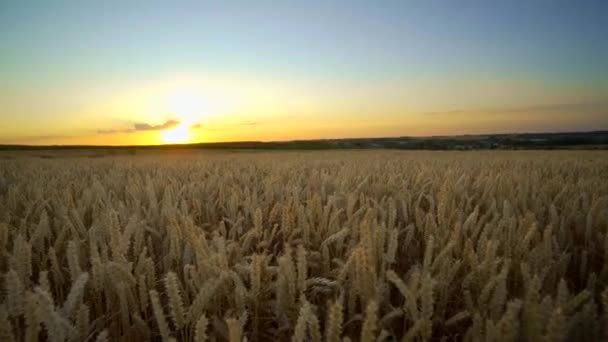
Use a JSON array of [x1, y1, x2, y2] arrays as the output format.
[[1, 150, 607, 341]]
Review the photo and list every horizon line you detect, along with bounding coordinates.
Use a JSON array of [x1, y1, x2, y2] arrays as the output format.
[[1, 129, 607, 149]]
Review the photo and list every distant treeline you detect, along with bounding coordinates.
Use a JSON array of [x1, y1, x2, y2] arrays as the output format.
[[1, 131, 607, 151]]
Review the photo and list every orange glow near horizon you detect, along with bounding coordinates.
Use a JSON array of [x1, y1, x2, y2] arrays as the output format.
[[1, 72, 606, 146]]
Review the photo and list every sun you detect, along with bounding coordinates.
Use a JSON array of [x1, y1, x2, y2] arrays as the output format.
[[160, 123, 190, 144], [157, 85, 208, 144]]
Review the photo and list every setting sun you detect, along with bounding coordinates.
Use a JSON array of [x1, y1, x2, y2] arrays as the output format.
[[160, 123, 190, 144], [155, 86, 209, 144]]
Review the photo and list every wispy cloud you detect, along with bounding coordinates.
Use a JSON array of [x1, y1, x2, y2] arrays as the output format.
[[134, 120, 180, 131], [98, 120, 180, 134], [192, 120, 263, 132], [423, 101, 608, 116], [96, 119, 259, 135], [218, 120, 262, 127]]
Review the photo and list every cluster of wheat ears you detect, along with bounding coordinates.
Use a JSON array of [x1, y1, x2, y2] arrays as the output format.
[[1, 151, 607, 341]]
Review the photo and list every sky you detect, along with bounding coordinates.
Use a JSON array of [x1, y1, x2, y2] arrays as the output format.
[[1, 0, 607, 145]]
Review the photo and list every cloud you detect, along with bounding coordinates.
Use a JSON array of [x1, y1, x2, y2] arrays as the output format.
[[97, 119, 261, 135], [188, 120, 262, 132], [423, 101, 608, 116], [214, 120, 261, 128], [134, 120, 180, 131], [98, 120, 180, 134]]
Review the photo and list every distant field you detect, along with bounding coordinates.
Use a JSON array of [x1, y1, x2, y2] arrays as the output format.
[[1, 151, 607, 341], [1, 130, 607, 153]]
